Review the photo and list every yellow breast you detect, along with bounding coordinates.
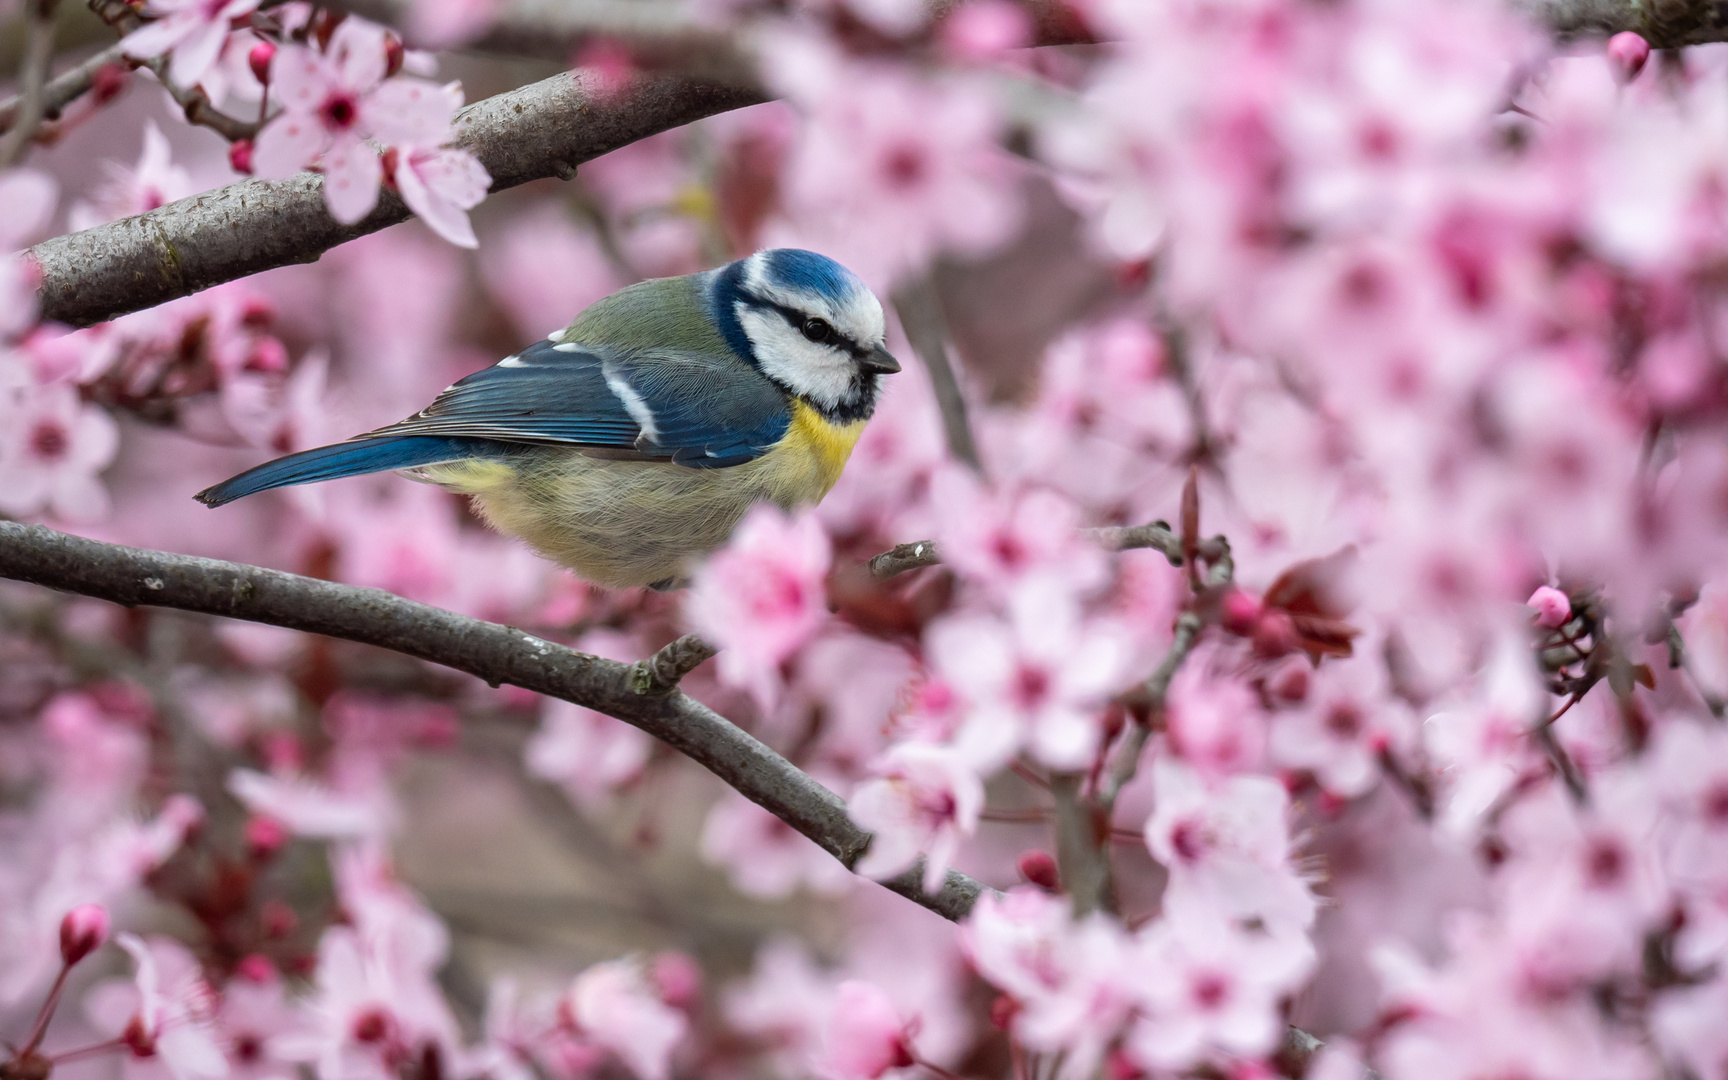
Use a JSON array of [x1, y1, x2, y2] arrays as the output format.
[[782, 399, 866, 497]]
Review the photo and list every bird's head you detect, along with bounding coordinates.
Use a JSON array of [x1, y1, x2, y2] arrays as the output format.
[[713, 249, 901, 423]]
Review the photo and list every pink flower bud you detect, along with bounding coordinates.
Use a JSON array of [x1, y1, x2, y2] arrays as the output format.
[[651, 951, 702, 1009], [988, 994, 1018, 1031], [245, 815, 289, 860], [235, 953, 277, 983], [1606, 32, 1650, 84], [1016, 850, 1059, 890], [248, 40, 276, 85], [1527, 585, 1572, 629], [1220, 589, 1264, 636], [384, 35, 406, 78], [59, 903, 109, 966], [229, 139, 254, 175]]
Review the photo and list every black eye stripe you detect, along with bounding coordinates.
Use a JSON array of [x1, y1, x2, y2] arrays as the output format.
[[738, 290, 865, 359]]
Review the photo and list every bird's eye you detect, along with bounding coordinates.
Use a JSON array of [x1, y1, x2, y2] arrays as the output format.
[[801, 317, 835, 344]]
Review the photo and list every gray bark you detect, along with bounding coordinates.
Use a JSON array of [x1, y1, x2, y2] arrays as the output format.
[[28, 68, 764, 327], [0, 520, 991, 923]]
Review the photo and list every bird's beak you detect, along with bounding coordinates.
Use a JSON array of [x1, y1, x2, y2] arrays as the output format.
[[861, 346, 902, 374]]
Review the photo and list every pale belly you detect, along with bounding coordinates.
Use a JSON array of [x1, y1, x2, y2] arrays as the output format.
[[419, 415, 860, 588]]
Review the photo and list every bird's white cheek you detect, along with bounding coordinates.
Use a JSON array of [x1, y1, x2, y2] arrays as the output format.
[[738, 308, 856, 407]]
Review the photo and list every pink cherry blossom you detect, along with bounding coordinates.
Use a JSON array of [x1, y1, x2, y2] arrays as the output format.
[[564, 960, 688, 1080], [0, 382, 119, 523], [1144, 757, 1317, 934], [1123, 911, 1314, 1071], [923, 578, 1132, 771], [820, 981, 912, 1080], [121, 0, 262, 88], [687, 505, 832, 707], [700, 788, 856, 899], [70, 122, 193, 230], [253, 20, 486, 242], [960, 888, 1135, 1079], [929, 468, 1106, 596], [1269, 653, 1413, 797], [524, 632, 653, 807], [849, 743, 984, 892], [90, 934, 228, 1080], [1163, 657, 1268, 780], [771, 48, 1020, 282]]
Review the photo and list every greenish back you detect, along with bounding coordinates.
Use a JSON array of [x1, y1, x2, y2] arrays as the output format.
[[559, 274, 737, 358]]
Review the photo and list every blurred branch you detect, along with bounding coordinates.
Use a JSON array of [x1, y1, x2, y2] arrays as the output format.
[[327, 0, 1093, 62], [1049, 772, 1110, 915], [0, 0, 62, 167], [0, 520, 991, 923], [893, 279, 983, 472], [1517, 0, 1728, 46], [867, 522, 1202, 579], [30, 68, 766, 328], [0, 41, 127, 136]]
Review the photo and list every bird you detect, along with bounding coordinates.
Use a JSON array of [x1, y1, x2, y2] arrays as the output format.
[[195, 248, 901, 589]]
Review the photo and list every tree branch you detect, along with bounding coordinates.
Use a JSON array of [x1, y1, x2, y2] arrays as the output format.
[[893, 278, 983, 473], [140, 56, 260, 143], [0, 42, 130, 133], [1516, 0, 1728, 47], [0, 0, 62, 167], [28, 68, 765, 328], [0, 520, 990, 923]]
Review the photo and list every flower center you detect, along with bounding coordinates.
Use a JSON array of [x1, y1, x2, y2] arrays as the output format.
[[30, 422, 68, 461], [883, 144, 929, 189], [320, 93, 360, 131]]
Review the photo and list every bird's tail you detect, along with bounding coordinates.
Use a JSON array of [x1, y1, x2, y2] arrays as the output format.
[[195, 436, 511, 508]]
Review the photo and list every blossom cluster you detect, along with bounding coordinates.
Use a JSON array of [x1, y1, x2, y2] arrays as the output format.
[[5, 1, 1728, 1080]]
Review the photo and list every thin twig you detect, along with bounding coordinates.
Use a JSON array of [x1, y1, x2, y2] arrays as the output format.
[[142, 56, 261, 142], [868, 523, 1192, 581], [0, 520, 992, 923], [0, 0, 62, 167], [0, 41, 132, 135], [893, 277, 982, 472], [1668, 624, 1727, 719], [1101, 610, 1202, 807], [628, 633, 717, 694]]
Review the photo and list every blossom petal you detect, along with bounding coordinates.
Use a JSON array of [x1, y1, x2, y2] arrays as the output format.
[[318, 137, 383, 224]]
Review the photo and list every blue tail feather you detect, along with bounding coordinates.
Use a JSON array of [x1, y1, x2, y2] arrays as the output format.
[[195, 436, 512, 508]]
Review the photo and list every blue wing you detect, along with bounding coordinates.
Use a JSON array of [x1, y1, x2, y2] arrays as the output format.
[[196, 340, 791, 507], [364, 338, 791, 467]]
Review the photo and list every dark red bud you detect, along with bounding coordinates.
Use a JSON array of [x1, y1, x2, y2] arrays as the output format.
[[988, 994, 1018, 1030], [1016, 850, 1059, 891], [229, 139, 254, 175], [248, 40, 276, 84], [384, 35, 406, 77]]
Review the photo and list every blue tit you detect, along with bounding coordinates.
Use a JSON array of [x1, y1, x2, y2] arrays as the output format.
[[195, 248, 901, 589]]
